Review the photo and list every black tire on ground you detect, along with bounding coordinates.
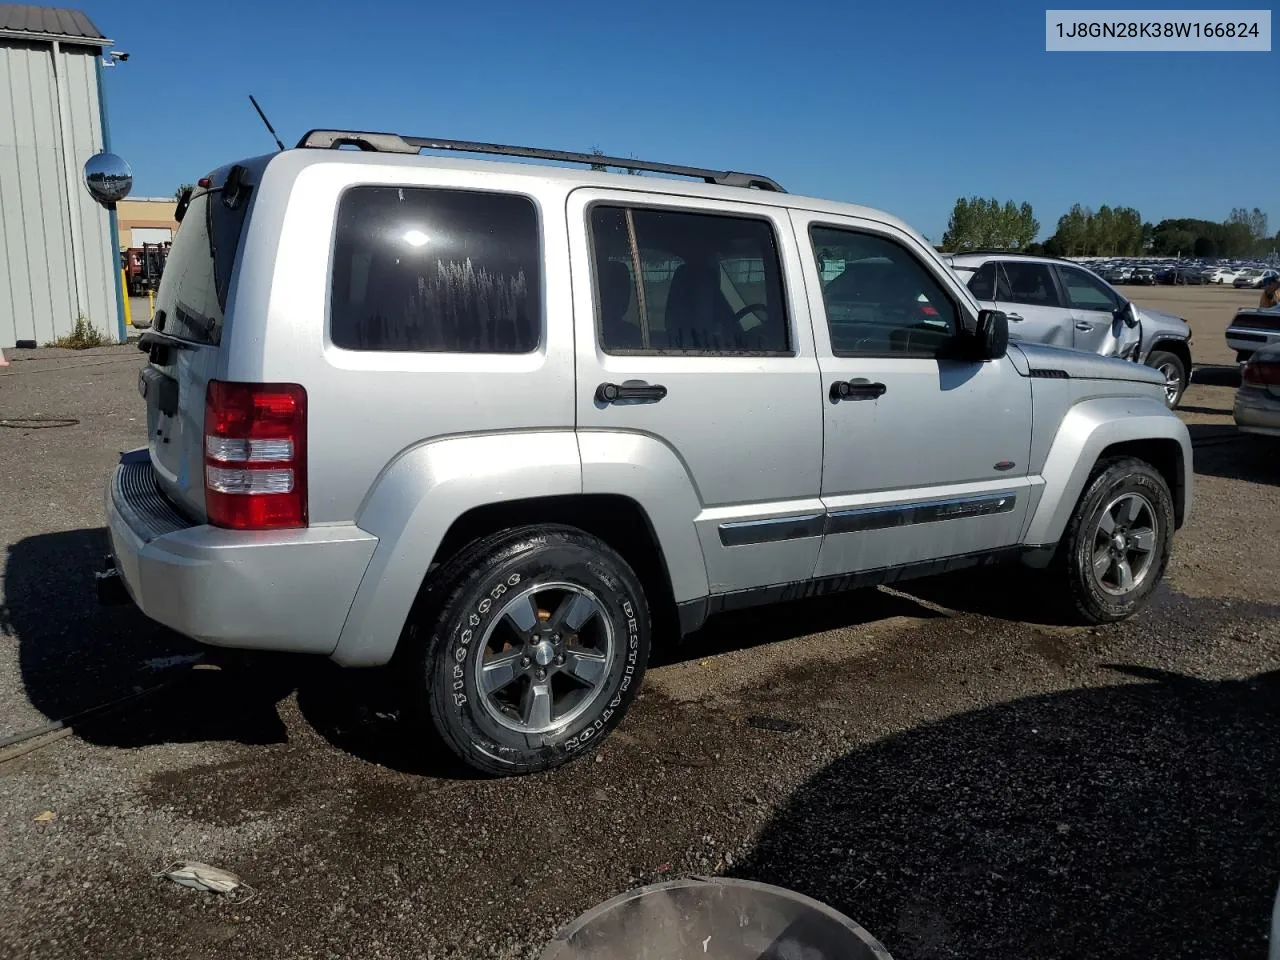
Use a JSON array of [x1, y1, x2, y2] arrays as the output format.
[[1145, 349, 1187, 408], [403, 524, 651, 776], [1049, 456, 1175, 625]]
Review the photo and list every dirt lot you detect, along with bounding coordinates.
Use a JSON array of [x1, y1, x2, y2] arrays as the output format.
[[1, 287, 1278, 960]]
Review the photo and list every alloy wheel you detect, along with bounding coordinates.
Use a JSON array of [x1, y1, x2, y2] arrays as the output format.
[[1090, 493, 1158, 597], [472, 582, 614, 734]]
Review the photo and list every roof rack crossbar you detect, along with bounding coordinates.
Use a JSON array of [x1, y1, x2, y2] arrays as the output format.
[[295, 130, 785, 192]]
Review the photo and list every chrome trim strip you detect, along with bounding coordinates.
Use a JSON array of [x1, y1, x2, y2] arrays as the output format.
[[718, 513, 826, 547], [825, 491, 1018, 536]]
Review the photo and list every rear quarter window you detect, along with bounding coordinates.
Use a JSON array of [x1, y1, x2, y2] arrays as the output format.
[[329, 186, 541, 353]]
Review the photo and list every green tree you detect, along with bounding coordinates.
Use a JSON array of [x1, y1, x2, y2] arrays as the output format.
[[174, 183, 194, 199], [942, 196, 1037, 251], [1193, 235, 1218, 258]]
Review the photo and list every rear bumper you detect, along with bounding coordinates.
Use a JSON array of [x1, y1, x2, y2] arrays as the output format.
[[1226, 328, 1280, 354], [1234, 389, 1280, 437], [105, 450, 378, 654]]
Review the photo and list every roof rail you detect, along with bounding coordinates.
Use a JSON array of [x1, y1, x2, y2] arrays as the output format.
[[294, 130, 786, 192]]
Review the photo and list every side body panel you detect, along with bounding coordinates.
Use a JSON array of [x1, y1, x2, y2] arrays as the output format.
[[1023, 393, 1192, 547], [566, 186, 826, 594], [789, 212, 1036, 576]]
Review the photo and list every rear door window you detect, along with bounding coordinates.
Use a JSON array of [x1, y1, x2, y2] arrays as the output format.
[[330, 186, 541, 353], [589, 205, 790, 354], [997, 262, 1063, 308]]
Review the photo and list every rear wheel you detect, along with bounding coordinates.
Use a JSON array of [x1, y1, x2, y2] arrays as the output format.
[[1145, 349, 1187, 408], [1049, 457, 1174, 624], [404, 525, 651, 776]]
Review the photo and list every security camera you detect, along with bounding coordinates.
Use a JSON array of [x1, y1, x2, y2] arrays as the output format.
[[110, 51, 129, 61]]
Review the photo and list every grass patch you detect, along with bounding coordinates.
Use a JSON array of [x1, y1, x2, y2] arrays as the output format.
[[47, 317, 106, 350]]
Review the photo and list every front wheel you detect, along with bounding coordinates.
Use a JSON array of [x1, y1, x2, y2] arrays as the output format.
[[1050, 457, 1175, 624], [1145, 349, 1187, 408], [404, 525, 651, 776]]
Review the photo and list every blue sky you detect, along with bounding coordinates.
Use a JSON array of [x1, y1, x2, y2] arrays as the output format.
[[83, 0, 1277, 242]]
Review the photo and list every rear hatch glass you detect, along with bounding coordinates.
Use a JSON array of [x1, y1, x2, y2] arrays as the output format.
[[144, 181, 250, 521]]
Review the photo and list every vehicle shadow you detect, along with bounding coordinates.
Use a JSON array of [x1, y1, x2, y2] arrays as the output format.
[[1188, 423, 1279, 486], [653, 587, 942, 668], [733, 665, 1280, 959], [1, 527, 299, 748], [1191, 364, 1241, 388]]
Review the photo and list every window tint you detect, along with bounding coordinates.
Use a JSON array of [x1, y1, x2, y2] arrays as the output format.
[[997, 262, 1061, 307], [810, 227, 958, 358], [589, 206, 789, 354], [155, 191, 223, 345], [330, 186, 540, 353], [967, 261, 997, 300], [1059, 266, 1121, 312]]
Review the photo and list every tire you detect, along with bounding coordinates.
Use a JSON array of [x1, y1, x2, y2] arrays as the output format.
[[1050, 457, 1175, 625], [1145, 349, 1187, 408], [403, 525, 651, 776]]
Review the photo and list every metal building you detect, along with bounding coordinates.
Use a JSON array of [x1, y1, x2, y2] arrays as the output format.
[[0, 5, 123, 347]]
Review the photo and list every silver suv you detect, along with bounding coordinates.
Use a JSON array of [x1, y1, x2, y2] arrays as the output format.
[[948, 253, 1193, 408], [89, 131, 1192, 776]]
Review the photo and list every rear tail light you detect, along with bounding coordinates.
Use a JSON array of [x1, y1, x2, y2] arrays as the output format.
[[204, 381, 307, 530], [1242, 359, 1280, 388]]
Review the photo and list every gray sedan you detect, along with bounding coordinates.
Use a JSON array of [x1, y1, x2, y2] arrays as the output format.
[[1234, 350, 1280, 437]]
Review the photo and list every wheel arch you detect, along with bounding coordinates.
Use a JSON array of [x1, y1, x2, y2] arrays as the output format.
[[331, 430, 710, 667], [1146, 338, 1192, 380], [1024, 397, 1192, 547], [426, 493, 682, 646]]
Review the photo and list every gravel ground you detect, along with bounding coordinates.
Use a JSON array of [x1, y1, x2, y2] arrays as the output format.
[[1, 296, 1278, 960]]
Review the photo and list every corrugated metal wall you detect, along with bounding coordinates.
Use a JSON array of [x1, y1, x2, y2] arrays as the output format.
[[0, 39, 118, 347]]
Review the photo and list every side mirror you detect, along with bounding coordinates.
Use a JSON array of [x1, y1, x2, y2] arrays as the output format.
[[82, 151, 133, 209], [1115, 301, 1140, 328], [973, 309, 1009, 360]]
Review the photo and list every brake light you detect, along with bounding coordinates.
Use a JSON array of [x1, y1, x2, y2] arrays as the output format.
[[204, 381, 307, 530], [1242, 359, 1280, 387]]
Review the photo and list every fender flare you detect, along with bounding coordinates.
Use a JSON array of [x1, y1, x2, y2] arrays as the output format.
[[1023, 396, 1192, 547], [331, 430, 709, 667]]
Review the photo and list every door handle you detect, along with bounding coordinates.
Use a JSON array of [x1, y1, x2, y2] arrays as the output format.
[[830, 379, 887, 402], [595, 380, 667, 404], [1006, 313, 1024, 322], [1074, 321, 1093, 331]]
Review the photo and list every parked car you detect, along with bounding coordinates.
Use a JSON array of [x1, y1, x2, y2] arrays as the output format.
[[950, 253, 1193, 407], [1234, 268, 1280, 289], [1158, 266, 1205, 285], [1233, 349, 1280, 437], [1128, 267, 1157, 285], [87, 131, 1192, 776], [1225, 307, 1280, 363], [1204, 266, 1240, 285]]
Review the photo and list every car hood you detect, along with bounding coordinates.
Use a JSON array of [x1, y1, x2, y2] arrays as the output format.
[[1011, 342, 1167, 386], [1134, 304, 1190, 335]]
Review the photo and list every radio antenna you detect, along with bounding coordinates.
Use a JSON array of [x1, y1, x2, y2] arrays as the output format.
[[248, 95, 285, 152]]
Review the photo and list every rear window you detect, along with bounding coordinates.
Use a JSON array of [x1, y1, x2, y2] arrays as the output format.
[[155, 190, 245, 345], [330, 186, 541, 353]]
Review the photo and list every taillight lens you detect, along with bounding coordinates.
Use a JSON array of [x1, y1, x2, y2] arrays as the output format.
[[1242, 359, 1280, 388], [204, 381, 307, 530]]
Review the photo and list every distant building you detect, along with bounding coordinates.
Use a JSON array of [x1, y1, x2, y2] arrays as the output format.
[[116, 198, 179, 249], [0, 5, 122, 347]]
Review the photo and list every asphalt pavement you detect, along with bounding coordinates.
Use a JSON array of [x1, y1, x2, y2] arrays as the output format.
[[0, 322, 1277, 960]]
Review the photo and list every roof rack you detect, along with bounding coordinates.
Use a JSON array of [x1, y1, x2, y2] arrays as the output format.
[[295, 130, 786, 192]]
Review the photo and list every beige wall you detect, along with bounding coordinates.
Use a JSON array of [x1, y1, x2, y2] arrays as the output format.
[[116, 198, 178, 249]]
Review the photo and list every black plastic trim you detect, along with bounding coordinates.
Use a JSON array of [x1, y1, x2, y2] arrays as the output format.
[[718, 513, 826, 547], [825, 492, 1017, 535]]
